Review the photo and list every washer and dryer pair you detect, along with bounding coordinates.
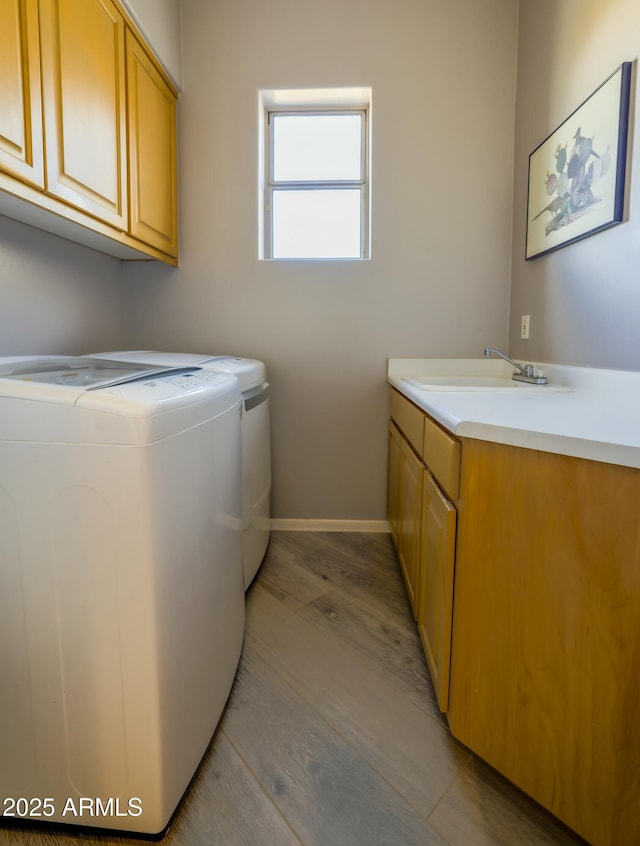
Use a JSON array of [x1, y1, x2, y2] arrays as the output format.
[[0, 352, 271, 836]]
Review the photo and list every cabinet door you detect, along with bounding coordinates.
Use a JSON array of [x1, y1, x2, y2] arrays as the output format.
[[126, 30, 178, 258], [418, 471, 456, 712], [39, 0, 128, 229], [0, 0, 43, 187], [398, 437, 423, 618], [387, 420, 402, 543]]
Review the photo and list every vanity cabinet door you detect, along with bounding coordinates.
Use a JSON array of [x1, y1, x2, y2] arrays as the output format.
[[417, 470, 456, 712], [39, 0, 128, 229], [126, 29, 178, 258], [397, 436, 423, 618], [0, 0, 44, 187], [387, 420, 402, 544]]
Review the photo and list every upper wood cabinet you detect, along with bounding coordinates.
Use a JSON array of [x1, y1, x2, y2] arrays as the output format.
[[0, 0, 44, 188], [0, 0, 179, 264], [126, 29, 178, 258], [39, 0, 128, 230]]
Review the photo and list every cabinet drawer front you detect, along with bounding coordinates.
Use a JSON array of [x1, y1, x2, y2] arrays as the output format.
[[389, 389, 424, 458], [423, 415, 460, 500]]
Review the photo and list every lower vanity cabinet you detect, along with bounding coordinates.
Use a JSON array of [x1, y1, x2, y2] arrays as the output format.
[[388, 387, 458, 707], [389, 384, 640, 845], [447, 439, 640, 846]]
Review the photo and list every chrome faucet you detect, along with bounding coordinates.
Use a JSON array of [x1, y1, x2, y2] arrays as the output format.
[[483, 348, 548, 385]]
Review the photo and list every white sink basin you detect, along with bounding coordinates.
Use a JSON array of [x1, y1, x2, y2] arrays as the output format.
[[402, 376, 571, 392]]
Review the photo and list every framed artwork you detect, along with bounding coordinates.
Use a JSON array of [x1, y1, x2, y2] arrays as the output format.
[[525, 62, 632, 260]]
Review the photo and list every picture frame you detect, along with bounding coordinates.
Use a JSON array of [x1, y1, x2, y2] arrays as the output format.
[[525, 62, 632, 260]]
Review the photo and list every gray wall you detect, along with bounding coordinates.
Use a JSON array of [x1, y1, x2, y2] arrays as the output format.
[[509, 0, 640, 369], [121, 0, 183, 89], [2, 0, 636, 522], [0, 216, 127, 356], [124, 0, 519, 521]]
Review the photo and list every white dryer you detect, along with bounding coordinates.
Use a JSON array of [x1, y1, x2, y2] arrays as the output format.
[[0, 356, 244, 835], [89, 351, 271, 589]]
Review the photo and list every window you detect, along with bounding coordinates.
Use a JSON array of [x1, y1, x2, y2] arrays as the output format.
[[260, 89, 371, 260]]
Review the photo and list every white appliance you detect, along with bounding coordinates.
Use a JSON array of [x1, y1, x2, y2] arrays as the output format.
[[0, 356, 244, 835], [89, 351, 271, 589]]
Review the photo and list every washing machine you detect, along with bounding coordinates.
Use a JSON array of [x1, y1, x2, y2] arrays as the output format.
[[89, 351, 271, 589], [0, 356, 244, 835]]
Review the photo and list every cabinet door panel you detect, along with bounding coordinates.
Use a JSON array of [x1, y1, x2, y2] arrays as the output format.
[[40, 0, 127, 228], [418, 471, 456, 712], [398, 438, 423, 617], [387, 421, 402, 543], [126, 30, 178, 257], [0, 0, 43, 187]]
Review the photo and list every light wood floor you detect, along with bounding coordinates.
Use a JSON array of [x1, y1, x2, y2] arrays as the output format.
[[1, 531, 586, 846]]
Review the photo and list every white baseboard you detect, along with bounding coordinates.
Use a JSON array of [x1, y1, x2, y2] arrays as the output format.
[[270, 518, 390, 533]]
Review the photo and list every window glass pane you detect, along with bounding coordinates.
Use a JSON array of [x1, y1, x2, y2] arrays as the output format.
[[272, 189, 361, 259], [272, 114, 362, 182]]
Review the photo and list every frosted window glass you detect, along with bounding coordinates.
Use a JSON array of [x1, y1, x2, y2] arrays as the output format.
[[273, 114, 362, 182], [272, 190, 361, 259]]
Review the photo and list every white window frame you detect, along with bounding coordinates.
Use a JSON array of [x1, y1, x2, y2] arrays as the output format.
[[261, 100, 371, 260]]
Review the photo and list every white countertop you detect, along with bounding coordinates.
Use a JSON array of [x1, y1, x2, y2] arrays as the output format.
[[388, 358, 640, 469]]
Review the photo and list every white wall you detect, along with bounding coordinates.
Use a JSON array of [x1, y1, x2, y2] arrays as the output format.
[[124, 0, 519, 521], [0, 216, 127, 356], [510, 0, 640, 369]]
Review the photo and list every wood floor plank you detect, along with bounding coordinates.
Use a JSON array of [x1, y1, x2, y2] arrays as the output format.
[[299, 577, 441, 716], [220, 641, 449, 846], [259, 532, 442, 719], [167, 731, 302, 846], [428, 755, 587, 846], [257, 535, 333, 609], [267, 531, 409, 615], [245, 584, 470, 818], [0, 733, 301, 846]]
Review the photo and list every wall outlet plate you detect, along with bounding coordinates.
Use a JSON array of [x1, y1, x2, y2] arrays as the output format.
[[521, 314, 530, 339]]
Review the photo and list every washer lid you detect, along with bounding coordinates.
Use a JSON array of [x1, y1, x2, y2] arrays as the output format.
[[89, 350, 210, 367], [0, 357, 202, 405], [88, 351, 267, 392], [0, 358, 241, 444]]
